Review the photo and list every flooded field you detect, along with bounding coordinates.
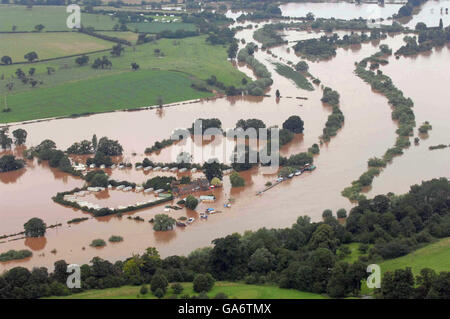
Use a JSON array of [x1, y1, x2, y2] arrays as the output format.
[[279, 0, 450, 28], [1, 16, 449, 271]]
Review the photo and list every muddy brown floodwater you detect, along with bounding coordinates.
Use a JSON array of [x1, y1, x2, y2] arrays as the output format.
[[1, 24, 449, 271]]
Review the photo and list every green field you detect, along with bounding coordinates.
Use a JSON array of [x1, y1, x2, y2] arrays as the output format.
[[360, 238, 450, 295], [47, 282, 326, 299], [0, 32, 113, 63], [379, 238, 450, 276], [0, 6, 117, 31], [0, 35, 249, 123], [96, 31, 140, 44], [129, 22, 197, 34], [1, 69, 212, 122]]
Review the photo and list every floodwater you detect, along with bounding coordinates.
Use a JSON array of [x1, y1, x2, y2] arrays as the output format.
[[1, 21, 449, 271], [279, 0, 450, 28], [279, 2, 403, 21]]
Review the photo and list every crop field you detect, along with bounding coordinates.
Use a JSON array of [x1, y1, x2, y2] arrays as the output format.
[[0, 6, 117, 31], [0, 32, 113, 63], [0, 69, 212, 123], [46, 282, 326, 299]]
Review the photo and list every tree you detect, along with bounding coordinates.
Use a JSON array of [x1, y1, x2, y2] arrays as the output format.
[[185, 195, 199, 210], [0, 155, 24, 172], [24, 218, 46, 238], [34, 24, 45, 32], [322, 209, 333, 218], [92, 134, 98, 151], [12, 129, 27, 145], [153, 214, 176, 231], [140, 285, 148, 295], [75, 55, 89, 66], [230, 171, 245, 187], [151, 273, 168, 294], [381, 268, 415, 299], [97, 137, 123, 156], [154, 287, 164, 298], [0, 129, 13, 149], [336, 208, 347, 219], [90, 173, 109, 188], [309, 224, 338, 252], [172, 282, 184, 294], [439, 18, 443, 30], [295, 61, 309, 72], [24, 52, 38, 62], [211, 177, 222, 187], [202, 160, 223, 181], [46, 67, 55, 75], [1, 56, 12, 65], [193, 273, 215, 293], [248, 248, 275, 273], [283, 115, 304, 133], [111, 44, 125, 57], [131, 62, 139, 70]]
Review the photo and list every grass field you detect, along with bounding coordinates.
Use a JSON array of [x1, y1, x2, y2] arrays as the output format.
[[0, 35, 249, 122], [272, 62, 314, 91], [0, 32, 113, 62], [96, 31, 140, 44], [129, 22, 197, 34], [47, 282, 326, 299], [0, 69, 212, 122], [0, 6, 117, 31], [360, 238, 450, 295], [379, 238, 450, 276]]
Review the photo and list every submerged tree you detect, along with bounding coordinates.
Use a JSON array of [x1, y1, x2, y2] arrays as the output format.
[[24, 218, 46, 238]]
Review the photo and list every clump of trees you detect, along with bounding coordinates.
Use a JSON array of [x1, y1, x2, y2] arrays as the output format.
[[237, 43, 273, 96], [90, 239, 107, 247], [282, 115, 304, 134], [230, 171, 245, 187], [0, 155, 25, 172], [153, 214, 176, 231]]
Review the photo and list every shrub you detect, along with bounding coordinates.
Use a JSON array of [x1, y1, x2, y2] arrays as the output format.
[[151, 274, 169, 294], [193, 273, 215, 293], [108, 235, 123, 243], [90, 239, 106, 247], [172, 283, 184, 295], [140, 285, 148, 295], [154, 288, 164, 299], [0, 249, 32, 262], [213, 292, 228, 299], [230, 172, 245, 187], [185, 195, 199, 210]]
